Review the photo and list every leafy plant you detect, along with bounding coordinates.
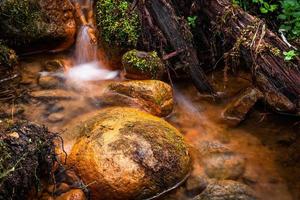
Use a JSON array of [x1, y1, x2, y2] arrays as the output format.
[[187, 16, 198, 28], [252, 0, 278, 13], [283, 50, 297, 61], [278, 0, 300, 39], [96, 0, 141, 48]]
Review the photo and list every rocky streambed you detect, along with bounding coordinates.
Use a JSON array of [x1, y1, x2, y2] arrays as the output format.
[[0, 53, 297, 200]]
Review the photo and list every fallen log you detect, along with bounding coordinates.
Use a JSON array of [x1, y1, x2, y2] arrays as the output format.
[[197, 0, 300, 113], [137, 0, 216, 95]]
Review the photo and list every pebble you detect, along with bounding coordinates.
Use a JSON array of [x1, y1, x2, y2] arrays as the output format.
[[48, 113, 64, 123]]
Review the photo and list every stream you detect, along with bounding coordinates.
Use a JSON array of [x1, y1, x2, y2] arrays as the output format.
[[4, 0, 300, 199]]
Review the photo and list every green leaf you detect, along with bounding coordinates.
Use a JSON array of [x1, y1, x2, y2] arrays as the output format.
[[260, 7, 269, 13]]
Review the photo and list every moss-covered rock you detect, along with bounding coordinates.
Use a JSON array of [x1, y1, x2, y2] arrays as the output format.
[[96, 0, 140, 48], [0, 0, 76, 50], [101, 80, 173, 116], [122, 50, 165, 79], [65, 107, 191, 200]]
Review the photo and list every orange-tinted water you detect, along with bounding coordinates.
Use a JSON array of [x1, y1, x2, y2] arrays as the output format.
[[14, 54, 300, 200]]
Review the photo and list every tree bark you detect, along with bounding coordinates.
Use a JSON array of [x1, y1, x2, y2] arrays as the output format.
[[197, 0, 300, 113], [137, 0, 216, 95]]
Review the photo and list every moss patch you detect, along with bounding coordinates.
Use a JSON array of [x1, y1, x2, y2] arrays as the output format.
[[0, 0, 55, 46], [96, 0, 140, 48], [122, 50, 165, 79]]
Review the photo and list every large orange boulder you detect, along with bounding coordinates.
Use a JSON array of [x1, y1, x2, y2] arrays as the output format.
[[64, 107, 191, 200]]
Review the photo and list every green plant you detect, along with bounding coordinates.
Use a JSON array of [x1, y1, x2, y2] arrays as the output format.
[[283, 50, 298, 60], [0, 0, 50, 45], [252, 0, 278, 13], [278, 0, 300, 39], [187, 16, 198, 28], [96, 0, 141, 48], [232, 0, 278, 13]]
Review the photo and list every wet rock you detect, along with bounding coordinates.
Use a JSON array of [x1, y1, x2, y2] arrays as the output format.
[[38, 74, 63, 89], [185, 175, 208, 197], [55, 189, 86, 200], [122, 50, 165, 80], [203, 152, 246, 180], [222, 87, 263, 126], [101, 80, 173, 117], [48, 113, 64, 123], [264, 91, 296, 113], [44, 60, 65, 71], [193, 180, 257, 200], [30, 89, 77, 101], [196, 141, 230, 157], [65, 107, 191, 200]]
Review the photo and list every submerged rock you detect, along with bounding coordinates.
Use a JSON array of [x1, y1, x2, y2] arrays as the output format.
[[101, 80, 173, 116], [43, 60, 65, 72], [193, 180, 257, 200], [38, 75, 63, 89], [65, 107, 191, 200], [222, 87, 263, 125], [203, 152, 246, 180], [185, 175, 208, 197], [122, 50, 165, 80]]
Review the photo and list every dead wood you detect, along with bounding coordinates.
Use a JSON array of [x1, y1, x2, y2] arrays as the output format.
[[137, 0, 216, 95], [197, 0, 300, 113]]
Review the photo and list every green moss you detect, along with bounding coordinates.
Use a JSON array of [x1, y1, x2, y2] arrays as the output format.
[[122, 50, 164, 79], [96, 0, 140, 48], [0, 0, 50, 45], [0, 41, 17, 68]]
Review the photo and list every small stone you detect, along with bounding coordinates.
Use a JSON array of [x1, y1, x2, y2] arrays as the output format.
[[30, 89, 77, 101], [193, 180, 257, 200], [8, 131, 19, 139], [222, 87, 263, 126], [44, 60, 65, 71], [48, 113, 64, 123], [185, 175, 208, 197], [196, 141, 230, 157], [203, 152, 246, 180], [55, 189, 86, 200], [38, 75, 62, 89]]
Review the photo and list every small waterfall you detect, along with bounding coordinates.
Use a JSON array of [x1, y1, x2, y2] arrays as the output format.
[[66, 0, 118, 83], [74, 25, 97, 65]]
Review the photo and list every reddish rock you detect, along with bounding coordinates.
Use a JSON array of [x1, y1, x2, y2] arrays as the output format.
[[55, 189, 86, 200]]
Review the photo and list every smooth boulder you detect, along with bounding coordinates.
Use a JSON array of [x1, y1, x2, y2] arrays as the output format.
[[101, 80, 173, 116], [66, 107, 191, 200]]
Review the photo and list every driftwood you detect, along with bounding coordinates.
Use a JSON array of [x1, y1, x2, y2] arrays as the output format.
[[137, 0, 215, 95], [196, 0, 300, 113]]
